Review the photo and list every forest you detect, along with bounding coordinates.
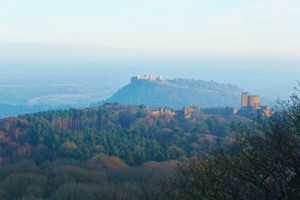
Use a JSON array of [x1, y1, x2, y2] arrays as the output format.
[[0, 102, 246, 199], [0, 103, 246, 165], [0, 159, 176, 199], [0, 90, 298, 199], [163, 91, 300, 199]]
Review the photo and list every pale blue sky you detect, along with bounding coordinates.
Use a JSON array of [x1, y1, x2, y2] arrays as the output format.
[[0, 0, 300, 62]]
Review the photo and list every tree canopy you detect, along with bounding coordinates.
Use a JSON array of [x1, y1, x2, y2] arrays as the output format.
[[163, 90, 300, 200]]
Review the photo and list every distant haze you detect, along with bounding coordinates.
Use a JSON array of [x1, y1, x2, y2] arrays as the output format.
[[0, 60, 299, 102], [0, 0, 299, 113]]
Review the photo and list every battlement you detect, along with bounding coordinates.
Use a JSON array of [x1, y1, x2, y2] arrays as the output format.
[[151, 108, 176, 117], [241, 92, 261, 109], [239, 92, 273, 117], [131, 74, 163, 82]]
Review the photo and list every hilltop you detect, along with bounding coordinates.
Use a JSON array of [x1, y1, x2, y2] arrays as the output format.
[[103, 75, 243, 109]]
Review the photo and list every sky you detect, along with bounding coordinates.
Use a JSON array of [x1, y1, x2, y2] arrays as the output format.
[[0, 0, 299, 101], [0, 0, 300, 62]]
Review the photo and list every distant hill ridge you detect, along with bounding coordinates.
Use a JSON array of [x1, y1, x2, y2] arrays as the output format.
[[103, 75, 243, 109]]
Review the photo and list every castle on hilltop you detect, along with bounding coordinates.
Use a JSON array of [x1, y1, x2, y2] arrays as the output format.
[[128, 75, 272, 118], [131, 74, 163, 83], [240, 92, 272, 117], [201, 92, 272, 117]]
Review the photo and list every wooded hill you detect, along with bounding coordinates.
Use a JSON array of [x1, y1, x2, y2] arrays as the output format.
[[103, 79, 243, 109], [0, 103, 249, 165]]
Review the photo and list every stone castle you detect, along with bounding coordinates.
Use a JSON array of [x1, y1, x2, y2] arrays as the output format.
[[129, 75, 272, 118], [151, 108, 176, 117], [240, 92, 272, 117], [131, 74, 163, 83], [241, 92, 261, 109], [201, 92, 272, 117], [183, 105, 200, 119]]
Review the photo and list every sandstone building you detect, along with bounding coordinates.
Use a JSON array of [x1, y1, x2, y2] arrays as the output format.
[[183, 105, 200, 119], [131, 74, 163, 83], [151, 108, 176, 117], [240, 92, 272, 117], [241, 92, 261, 109]]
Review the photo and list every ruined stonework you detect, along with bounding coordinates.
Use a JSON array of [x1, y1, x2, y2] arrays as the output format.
[[202, 107, 238, 115], [226, 107, 238, 114], [131, 74, 163, 83], [240, 92, 272, 117], [248, 95, 261, 109], [183, 105, 200, 119], [241, 93, 261, 109], [241, 92, 248, 108], [151, 108, 176, 117], [262, 105, 272, 117]]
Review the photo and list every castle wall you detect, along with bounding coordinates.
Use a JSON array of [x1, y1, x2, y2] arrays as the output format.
[[183, 105, 200, 119], [262, 105, 272, 117], [151, 108, 176, 117], [131, 74, 163, 83], [248, 95, 260, 109]]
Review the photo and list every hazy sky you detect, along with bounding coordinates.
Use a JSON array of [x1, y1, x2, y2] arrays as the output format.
[[0, 0, 300, 62]]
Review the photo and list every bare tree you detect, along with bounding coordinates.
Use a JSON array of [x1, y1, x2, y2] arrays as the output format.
[[162, 88, 300, 200]]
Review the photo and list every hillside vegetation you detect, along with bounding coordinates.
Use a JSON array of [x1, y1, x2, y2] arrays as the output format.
[[0, 91, 297, 199], [0, 159, 175, 200], [104, 79, 243, 109], [0, 103, 248, 165], [162, 90, 300, 199]]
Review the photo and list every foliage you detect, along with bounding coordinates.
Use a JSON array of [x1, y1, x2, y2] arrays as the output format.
[[104, 78, 242, 109], [163, 91, 300, 200], [0, 159, 174, 200], [0, 104, 240, 165]]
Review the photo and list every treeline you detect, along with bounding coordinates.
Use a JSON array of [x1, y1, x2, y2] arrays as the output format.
[[1, 91, 298, 199], [0, 158, 176, 200], [0, 103, 246, 165], [162, 91, 300, 199], [169, 79, 241, 93]]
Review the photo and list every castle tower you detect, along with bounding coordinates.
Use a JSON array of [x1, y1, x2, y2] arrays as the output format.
[[262, 105, 271, 117], [241, 92, 248, 108], [248, 95, 260, 109]]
